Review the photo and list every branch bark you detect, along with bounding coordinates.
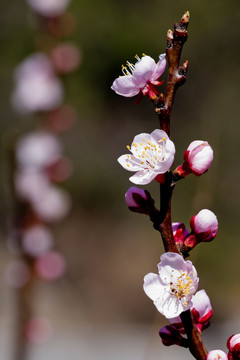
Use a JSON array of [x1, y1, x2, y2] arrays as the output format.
[[152, 12, 208, 360]]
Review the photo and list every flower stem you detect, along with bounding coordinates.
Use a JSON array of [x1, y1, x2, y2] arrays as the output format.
[[153, 12, 208, 360], [180, 310, 208, 360]]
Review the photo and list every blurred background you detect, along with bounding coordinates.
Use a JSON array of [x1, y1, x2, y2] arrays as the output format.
[[0, 0, 240, 359]]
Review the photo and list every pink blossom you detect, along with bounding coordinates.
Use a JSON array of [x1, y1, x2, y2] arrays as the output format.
[[12, 53, 63, 114], [227, 333, 240, 360], [143, 252, 199, 318], [190, 209, 218, 242], [118, 129, 175, 185], [111, 53, 166, 99], [169, 289, 213, 334], [27, 0, 71, 17], [207, 350, 228, 360]]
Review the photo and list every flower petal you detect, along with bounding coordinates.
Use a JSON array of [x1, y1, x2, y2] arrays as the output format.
[[133, 56, 156, 88], [111, 76, 139, 97], [154, 293, 190, 318], [129, 169, 156, 185], [143, 273, 163, 301], [117, 154, 142, 172], [158, 252, 186, 274], [151, 53, 167, 81]]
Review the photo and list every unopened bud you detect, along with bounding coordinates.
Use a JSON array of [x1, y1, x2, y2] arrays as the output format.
[[185, 140, 213, 175], [181, 11, 190, 25], [190, 289, 213, 333], [227, 334, 240, 360], [190, 209, 218, 242], [125, 186, 154, 214], [207, 350, 228, 360], [174, 140, 213, 177], [159, 325, 188, 347], [183, 234, 198, 252], [169, 289, 213, 334], [172, 222, 189, 246]]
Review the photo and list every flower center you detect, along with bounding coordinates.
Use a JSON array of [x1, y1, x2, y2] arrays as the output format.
[[128, 137, 166, 168], [121, 53, 146, 76], [169, 270, 193, 305]]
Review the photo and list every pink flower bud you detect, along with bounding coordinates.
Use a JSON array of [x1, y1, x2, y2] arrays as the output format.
[[227, 334, 240, 360], [125, 186, 154, 214], [207, 350, 228, 360], [174, 140, 213, 177], [184, 140, 213, 175], [190, 209, 218, 242], [228, 334, 240, 351], [172, 222, 189, 246], [191, 289, 213, 333], [159, 325, 188, 347], [184, 234, 198, 251], [169, 289, 213, 334]]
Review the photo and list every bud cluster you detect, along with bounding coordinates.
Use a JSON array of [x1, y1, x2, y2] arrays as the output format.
[[173, 209, 218, 255]]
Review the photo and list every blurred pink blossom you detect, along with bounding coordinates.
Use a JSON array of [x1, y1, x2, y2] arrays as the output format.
[[35, 251, 66, 280], [22, 225, 54, 257], [24, 317, 52, 344], [5, 260, 31, 288], [15, 170, 50, 203], [27, 0, 71, 17], [12, 53, 63, 114], [16, 131, 62, 170], [46, 104, 77, 132], [51, 42, 81, 74], [32, 186, 71, 222]]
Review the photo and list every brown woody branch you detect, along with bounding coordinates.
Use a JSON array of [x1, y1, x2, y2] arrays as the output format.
[[152, 12, 208, 360], [155, 11, 189, 136]]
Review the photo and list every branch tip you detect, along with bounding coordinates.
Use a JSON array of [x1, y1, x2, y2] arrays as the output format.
[[167, 29, 173, 40], [181, 11, 190, 24]]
